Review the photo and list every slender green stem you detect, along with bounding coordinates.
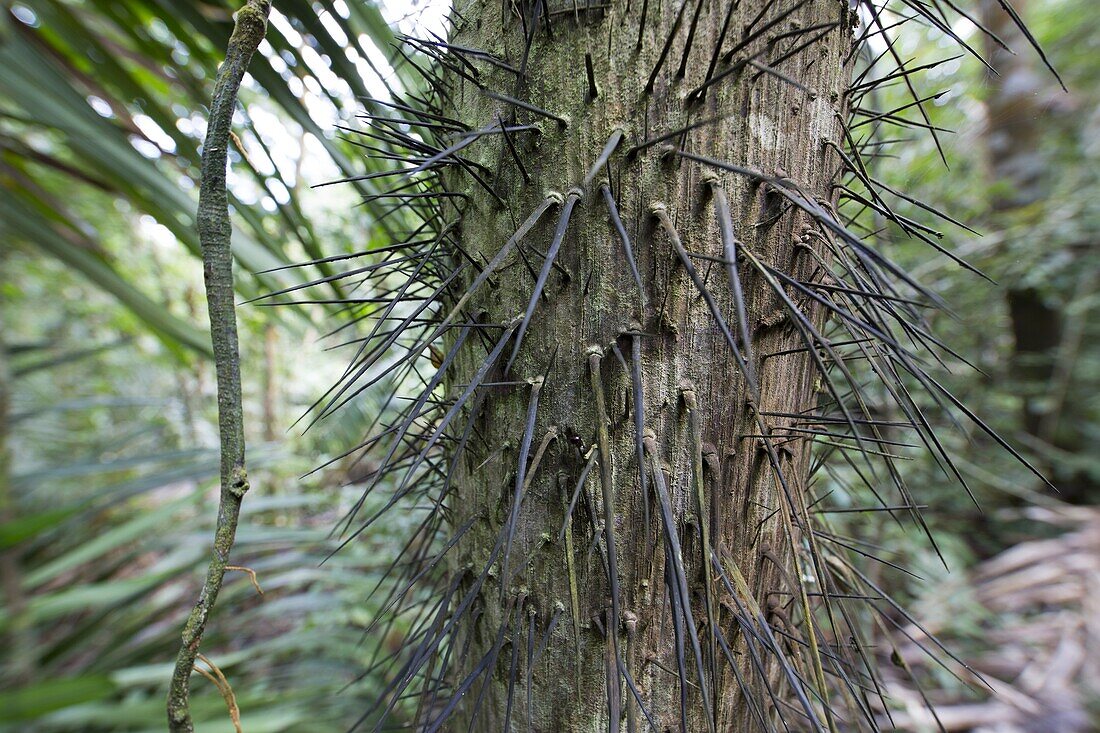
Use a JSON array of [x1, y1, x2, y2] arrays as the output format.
[[167, 3, 270, 731]]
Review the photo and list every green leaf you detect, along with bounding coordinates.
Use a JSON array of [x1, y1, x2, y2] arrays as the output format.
[[0, 506, 80, 550], [0, 675, 115, 722]]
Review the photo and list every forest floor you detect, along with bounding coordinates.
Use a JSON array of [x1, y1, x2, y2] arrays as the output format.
[[881, 505, 1100, 732]]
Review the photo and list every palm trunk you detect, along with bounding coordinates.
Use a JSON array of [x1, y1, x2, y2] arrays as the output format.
[[442, 1, 855, 728]]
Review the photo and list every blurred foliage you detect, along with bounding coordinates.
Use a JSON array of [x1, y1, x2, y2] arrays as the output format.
[[0, 0, 432, 729], [0, 0, 419, 354], [821, 2, 1100, 706], [2, 254, 416, 731], [862, 0, 1100, 547]]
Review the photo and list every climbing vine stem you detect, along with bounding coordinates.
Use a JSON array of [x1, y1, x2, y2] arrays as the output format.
[[167, 2, 270, 731]]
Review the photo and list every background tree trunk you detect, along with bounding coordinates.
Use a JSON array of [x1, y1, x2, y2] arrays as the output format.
[[982, 0, 1096, 502], [443, 1, 856, 728]]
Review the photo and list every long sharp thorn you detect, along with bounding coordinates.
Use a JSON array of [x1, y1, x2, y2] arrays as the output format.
[[584, 129, 624, 188], [585, 52, 599, 101], [652, 203, 759, 401], [501, 376, 546, 595], [644, 0, 691, 92], [589, 347, 623, 732], [993, 0, 1065, 90], [505, 189, 580, 375], [682, 386, 718, 723], [643, 430, 715, 733], [602, 184, 646, 317], [674, 0, 707, 79], [560, 467, 586, 700], [560, 449, 598, 542], [629, 333, 650, 549], [710, 182, 759, 392], [634, 0, 649, 49], [484, 90, 569, 127], [625, 115, 723, 159]]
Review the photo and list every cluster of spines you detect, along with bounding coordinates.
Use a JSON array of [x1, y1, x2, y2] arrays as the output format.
[[259, 0, 1058, 730]]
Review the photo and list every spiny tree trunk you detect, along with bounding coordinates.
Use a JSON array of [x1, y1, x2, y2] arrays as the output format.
[[346, 0, 1056, 730], [443, 1, 855, 729]]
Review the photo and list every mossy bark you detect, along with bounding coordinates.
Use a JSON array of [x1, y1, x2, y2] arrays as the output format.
[[167, 2, 268, 731], [444, 1, 855, 729]]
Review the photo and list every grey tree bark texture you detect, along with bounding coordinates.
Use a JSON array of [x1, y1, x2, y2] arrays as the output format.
[[439, 0, 857, 729]]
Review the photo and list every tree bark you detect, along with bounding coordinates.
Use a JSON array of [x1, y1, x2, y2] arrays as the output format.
[[442, 1, 856, 729]]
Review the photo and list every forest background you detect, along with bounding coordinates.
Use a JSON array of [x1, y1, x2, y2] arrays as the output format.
[[1, 0, 1098, 730]]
